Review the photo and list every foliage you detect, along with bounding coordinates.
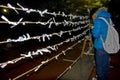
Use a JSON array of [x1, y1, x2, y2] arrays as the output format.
[[37, 0, 110, 15], [61, 0, 110, 15]]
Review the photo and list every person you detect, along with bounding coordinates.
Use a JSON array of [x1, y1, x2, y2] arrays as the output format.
[[90, 7, 111, 80]]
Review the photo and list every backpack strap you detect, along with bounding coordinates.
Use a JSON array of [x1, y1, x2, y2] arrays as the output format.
[[98, 17, 109, 43], [99, 17, 109, 25], [98, 17, 114, 27]]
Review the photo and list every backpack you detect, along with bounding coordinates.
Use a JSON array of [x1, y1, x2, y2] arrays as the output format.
[[99, 17, 119, 54]]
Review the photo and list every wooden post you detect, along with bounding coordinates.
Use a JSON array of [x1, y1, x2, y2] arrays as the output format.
[[81, 39, 87, 57], [80, 38, 94, 57]]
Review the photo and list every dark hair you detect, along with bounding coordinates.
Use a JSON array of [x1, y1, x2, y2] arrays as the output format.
[[90, 7, 99, 20]]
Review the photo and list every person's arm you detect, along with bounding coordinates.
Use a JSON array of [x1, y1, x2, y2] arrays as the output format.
[[92, 19, 101, 38]]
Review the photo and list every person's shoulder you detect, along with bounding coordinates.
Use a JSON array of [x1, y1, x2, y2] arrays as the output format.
[[94, 18, 105, 25], [95, 18, 104, 23]]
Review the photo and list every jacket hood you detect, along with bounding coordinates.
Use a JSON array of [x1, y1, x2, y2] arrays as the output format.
[[97, 10, 111, 18], [92, 7, 111, 21]]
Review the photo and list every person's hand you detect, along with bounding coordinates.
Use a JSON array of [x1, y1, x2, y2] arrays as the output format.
[[89, 23, 94, 29], [90, 26, 94, 29]]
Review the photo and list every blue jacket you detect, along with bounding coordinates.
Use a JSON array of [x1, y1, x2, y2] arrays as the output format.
[[92, 10, 111, 49]]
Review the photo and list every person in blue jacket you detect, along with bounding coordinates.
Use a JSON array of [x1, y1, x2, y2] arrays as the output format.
[[91, 7, 111, 80]]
